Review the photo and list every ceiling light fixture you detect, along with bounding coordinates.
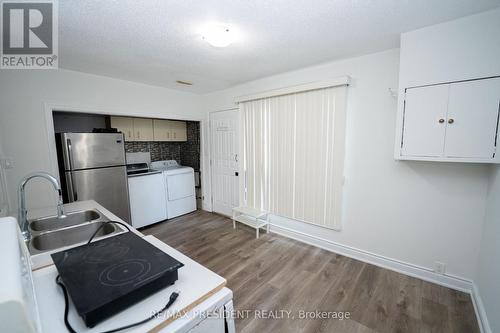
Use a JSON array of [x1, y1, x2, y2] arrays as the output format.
[[202, 24, 234, 48]]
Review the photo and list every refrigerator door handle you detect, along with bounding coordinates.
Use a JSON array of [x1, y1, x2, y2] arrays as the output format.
[[65, 172, 76, 202], [66, 139, 78, 201]]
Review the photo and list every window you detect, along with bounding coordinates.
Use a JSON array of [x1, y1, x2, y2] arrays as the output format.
[[238, 81, 348, 229]]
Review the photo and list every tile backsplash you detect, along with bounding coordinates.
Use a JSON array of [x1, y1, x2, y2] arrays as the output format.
[[181, 121, 200, 171], [125, 141, 182, 163], [124, 121, 200, 171]]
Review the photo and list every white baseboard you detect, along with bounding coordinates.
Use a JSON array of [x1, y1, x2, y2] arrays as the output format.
[[471, 283, 491, 333], [270, 223, 473, 292]]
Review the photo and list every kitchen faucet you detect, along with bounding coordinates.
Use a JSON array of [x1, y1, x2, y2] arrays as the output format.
[[18, 172, 66, 241]]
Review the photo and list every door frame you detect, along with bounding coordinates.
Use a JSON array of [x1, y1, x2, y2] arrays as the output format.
[[208, 108, 240, 216], [43, 102, 207, 209]]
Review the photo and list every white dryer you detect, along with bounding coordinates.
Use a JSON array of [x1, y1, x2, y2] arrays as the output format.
[[151, 160, 197, 219]]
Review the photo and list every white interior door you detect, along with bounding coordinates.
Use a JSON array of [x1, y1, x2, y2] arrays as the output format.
[[401, 84, 449, 157], [210, 110, 239, 216], [444, 77, 500, 159]]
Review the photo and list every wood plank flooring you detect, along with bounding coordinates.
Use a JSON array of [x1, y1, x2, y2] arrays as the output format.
[[142, 210, 480, 333]]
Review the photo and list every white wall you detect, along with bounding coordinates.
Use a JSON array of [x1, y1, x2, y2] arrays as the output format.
[[399, 7, 500, 88], [476, 165, 500, 333], [202, 48, 490, 281], [0, 69, 203, 214]]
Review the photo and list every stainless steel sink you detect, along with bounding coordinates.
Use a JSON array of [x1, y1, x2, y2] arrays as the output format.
[[26, 208, 127, 255], [29, 209, 101, 232], [28, 222, 122, 253]]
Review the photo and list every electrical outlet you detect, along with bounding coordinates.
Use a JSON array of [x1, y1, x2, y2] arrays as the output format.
[[434, 261, 446, 275]]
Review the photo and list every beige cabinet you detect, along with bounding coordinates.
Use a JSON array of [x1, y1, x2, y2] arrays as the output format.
[[153, 119, 187, 142], [110, 117, 134, 141], [132, 118, 154, 141], [111, 117, 154, 141], [153, 119, 171, 141], [169, 120, 187, 141]]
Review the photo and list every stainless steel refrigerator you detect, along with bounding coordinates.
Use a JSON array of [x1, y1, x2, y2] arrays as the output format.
[[57, 133, 131, 223]]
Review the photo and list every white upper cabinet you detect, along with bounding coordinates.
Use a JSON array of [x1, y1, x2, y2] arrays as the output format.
[[444, 79, 500, 159], [397, 77, 500, 163], [401, 84, 449, 157]]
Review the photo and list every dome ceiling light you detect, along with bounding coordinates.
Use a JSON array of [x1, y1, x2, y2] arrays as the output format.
[[202, 24, 234, 48]]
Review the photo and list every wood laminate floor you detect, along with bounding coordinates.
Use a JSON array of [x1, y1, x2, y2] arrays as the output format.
[[142, 210, 480, 333]]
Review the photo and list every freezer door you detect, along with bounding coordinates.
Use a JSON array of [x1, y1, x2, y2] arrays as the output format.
[[61, 133, 126, 170], [65, 166, 131, 223]]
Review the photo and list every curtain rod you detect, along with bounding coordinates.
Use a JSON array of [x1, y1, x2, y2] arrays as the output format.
[[235, 76, 350, 103]]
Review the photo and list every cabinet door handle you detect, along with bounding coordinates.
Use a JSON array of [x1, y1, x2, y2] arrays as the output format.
[[137, 131, 140, 139], [448, 118, 455, 124], [438, 118, 445, 123], [128, 130, 131, 138]]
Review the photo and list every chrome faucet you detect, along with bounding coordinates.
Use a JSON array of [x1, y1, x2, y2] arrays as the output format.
[[18, 172, 66, 241]]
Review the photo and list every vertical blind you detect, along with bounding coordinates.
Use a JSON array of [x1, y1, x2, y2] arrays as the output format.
[[240, 85, 347, 230]]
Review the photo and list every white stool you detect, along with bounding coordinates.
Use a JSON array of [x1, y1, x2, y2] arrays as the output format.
[[232, 206, 269, 238]]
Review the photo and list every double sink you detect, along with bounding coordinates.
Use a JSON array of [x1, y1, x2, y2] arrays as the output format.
[[26, 209, 125, 254]]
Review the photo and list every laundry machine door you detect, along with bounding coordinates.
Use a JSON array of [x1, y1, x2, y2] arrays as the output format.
[[167, 172, 195, 201]]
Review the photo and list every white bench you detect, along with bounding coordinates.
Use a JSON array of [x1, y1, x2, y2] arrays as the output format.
[[232, 206, 270, 239]]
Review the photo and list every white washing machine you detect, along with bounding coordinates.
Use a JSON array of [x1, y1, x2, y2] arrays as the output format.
[[151, 160, 197, 219]]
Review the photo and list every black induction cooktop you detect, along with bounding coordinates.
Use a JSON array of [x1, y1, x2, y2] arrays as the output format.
[[51, 231, 184, 328]]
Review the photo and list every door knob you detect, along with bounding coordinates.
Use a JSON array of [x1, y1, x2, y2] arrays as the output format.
[[438, 119, 445, 123], [448, 118, 455, 124]]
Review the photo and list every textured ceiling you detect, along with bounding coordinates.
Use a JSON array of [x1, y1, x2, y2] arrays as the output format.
[[59, 0, 500, 93]]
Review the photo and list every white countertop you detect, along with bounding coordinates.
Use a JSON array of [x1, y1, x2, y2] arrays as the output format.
[[27, 200, 231, 333]]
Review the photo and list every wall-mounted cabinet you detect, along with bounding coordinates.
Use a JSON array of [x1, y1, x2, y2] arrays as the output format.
[[110, 117, 153, 141], [153, 119, 170, 141], [111, 116, 187, 142], [110, 117, 135, 141], [396, 77, 500, 163], [153, 119, 187, 142], [132, 118, 154, 141], [169, 120, 187, 141]]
